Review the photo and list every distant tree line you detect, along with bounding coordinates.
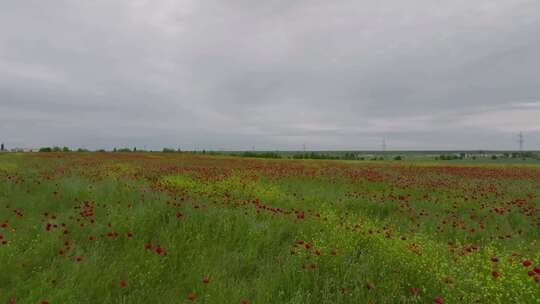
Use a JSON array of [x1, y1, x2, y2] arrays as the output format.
[[38, 147, 159, 153], [291, 152, 398, 161], [293, 152, 339, 160], [436, 154, 462, 160], [31, 147, 540, 161], [435, 152, 539, 161], [231, 151, 282, 159], [39, 146, 71, 152], [217, 152, 405, 161], [505, 152, 538, 159]]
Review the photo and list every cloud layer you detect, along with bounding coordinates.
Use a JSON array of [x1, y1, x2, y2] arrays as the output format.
[[1, 1, 539, 150]]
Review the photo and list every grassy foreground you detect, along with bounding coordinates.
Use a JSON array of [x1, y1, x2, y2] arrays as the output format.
[[0, 153, 539, 303]]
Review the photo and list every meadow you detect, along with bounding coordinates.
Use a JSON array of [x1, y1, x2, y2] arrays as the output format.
[[0, 152, 539, 303]]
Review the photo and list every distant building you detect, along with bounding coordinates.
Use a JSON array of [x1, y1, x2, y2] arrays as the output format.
[[9, 147, 33, 152], [0, 143, 4, 151]]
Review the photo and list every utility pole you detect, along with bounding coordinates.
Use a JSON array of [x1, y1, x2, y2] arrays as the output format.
[[382, 138, 387, 152], [302, 143, 306, 152]]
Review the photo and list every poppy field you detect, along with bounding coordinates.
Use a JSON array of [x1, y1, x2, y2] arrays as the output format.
[[0, 152, 539, 303]]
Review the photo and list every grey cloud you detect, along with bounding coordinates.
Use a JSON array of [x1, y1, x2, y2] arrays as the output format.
[[1, 0, 539, 150]]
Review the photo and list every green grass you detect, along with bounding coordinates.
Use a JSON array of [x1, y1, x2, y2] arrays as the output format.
[[0, 153, 539, 303]]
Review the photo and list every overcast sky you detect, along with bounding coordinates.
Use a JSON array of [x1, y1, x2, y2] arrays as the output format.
[[1, 1, 539, 150]]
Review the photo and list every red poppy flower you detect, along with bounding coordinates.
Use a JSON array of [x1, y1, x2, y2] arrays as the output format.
[[155, 245, 165, 256], [203, 276, 209, 284], [491, 271, 500, 279], [434, 296, 444, 304], [410, 287, 419, 295], [119, 280, 126, 289], [187, 293, 196, 301], [523, 259, 532, 267]]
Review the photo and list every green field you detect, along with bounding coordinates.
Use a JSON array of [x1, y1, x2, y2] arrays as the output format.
[[1, 152, 539, 303]]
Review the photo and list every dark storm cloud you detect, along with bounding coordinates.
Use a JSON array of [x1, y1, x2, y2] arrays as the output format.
[[1, 0, 539, 150]]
